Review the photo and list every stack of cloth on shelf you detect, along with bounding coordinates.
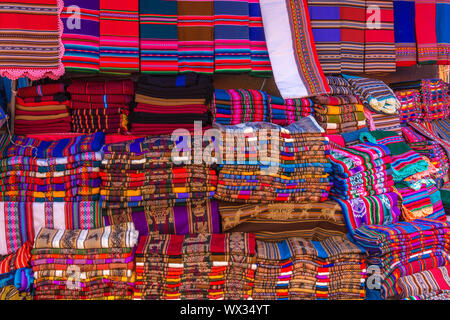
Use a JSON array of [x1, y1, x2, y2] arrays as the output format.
[[213, 116, 332, 203], [31, 223, 139, 300], [67, 79, 134, 134], [269, 96, 314, 126], [100, 135, 218, 237], [253, 235, 367, 300], [353, 218, 450, 300], [342, 74, 400, 115], [218, 200, 348, 241], [129, 74, 213, 135], [253, 240, 292, 300], [15, 84, 71, 135], [397, 265, 450, 300], [394, 89, 423, 124], [0, 133, 105, 256], [311, 94, 367, 134], [134, 233, 256, 300], [360, 130, 429, 183], [0, 241, 33, 300], [212, 89, 271, 125], [401, 126, 449, 187], [288, 235, 366, 300]]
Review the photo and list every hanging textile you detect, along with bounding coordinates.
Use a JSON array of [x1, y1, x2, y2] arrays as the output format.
[[61, 0, 100, 73], [393, 0, 417, 67], [436, 0, 450, 64], [248, 0, 272, 76], [139, 0, 178, 74], [214, 0, 251, 73], [339, 0, 366, 73], [307, 0, 341, 74], [415, 0, 438, 64], [0, 0, 64, 80], [177, 0, 215, 74], [99, 0, 139, 73], [364, 0, 396, 73], [259, 0, 329, 98]]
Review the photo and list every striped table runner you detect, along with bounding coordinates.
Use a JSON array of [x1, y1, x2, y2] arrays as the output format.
[[177, 0, 215, 74], [139, 0, 178, 74], [248, 0, 272, 76], [99, 0, 139, 73]]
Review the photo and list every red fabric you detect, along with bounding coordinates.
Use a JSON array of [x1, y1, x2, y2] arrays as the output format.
[[17, 84, 65, 98], [415, 0, 438, 63], [70, 94, 132, 104], [67, 79, 135, 95], [16, 98, 68, 107], [130, 123, 212, 135]]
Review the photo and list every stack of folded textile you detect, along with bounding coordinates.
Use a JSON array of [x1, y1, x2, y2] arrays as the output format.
[[360, 130, 429, 183], [397, 265, 450, 300], [312, 94, 367, 134], [134, 233, 256, 300], [288, 235, 366, 300], [269, 95, 314, 126], [0, 133, 105, 256], [328, 142, 395, 201], [32, 223, 139, 300], [218, 200, 348, 241], [67, 79, 134, 134], [213, 116, 332, 203], [342, 74, 400, 115], [394, 89, 423, 124], [401, 126, 449, 185], [420, 79, 450, 121], [353, 218, 450, 299], [0, 241, 33, 300], [129, 74, 213, 135], [365, 109, 402, 135], [15, 84, 71, 135], [100, 136, 218, 237], [212, 89, 271, 125], [253, 240, 292, 300]]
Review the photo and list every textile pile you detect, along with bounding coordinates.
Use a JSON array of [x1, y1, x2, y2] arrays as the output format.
[[31, 223, 139, 300], [0, 133, 104, 256], [67, 79, 134, 134], [394, 89, 423, 124], [100, 136, 219, 237], [134, 233, 256, 300], [213, 116, 332, 203], [253, 235, 367, 300], [365, 109, 402, 135], [0, 241, 33, 300], [353, 218, 450, 299], [269, 96, 314, 126], [15, 84, 71, 135], [218, 200, 347, 241], [129, 74, 213, 135], [397, 265, 450, 300]]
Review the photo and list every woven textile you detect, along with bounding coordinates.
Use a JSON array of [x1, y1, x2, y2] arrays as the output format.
[[139, 0, 178, 74], [259, 0, 330, 98], [340, 0, 365, 73], [415, 0, 438, 64], [421, 79, 450, 121], [398, 265, 450, 299], [248, 0, 272, 76], [393, 0, 417, 66], [0, 241, 31, 274], [395, 89, 422, 123], [436, 0, 450, 64], [99, 0, 139, 73], [62, 0, 100, 72], [364, 0, 396, 73], [0, 0, 65, 80]]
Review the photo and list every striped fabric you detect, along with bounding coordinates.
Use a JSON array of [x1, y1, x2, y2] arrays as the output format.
[[436, 0, 450, 64], [339, 0, 365, 73], [99, 0, 139, 73], [0, 241, 31, 274], [139, 0, 178, 74], [307, 0, 341, 74], [61, 0, 100, 73], [397, 265, 450, 299], [177, 0, 215, 74], [214, 0, 251, 73], [0, 0, 65, 80], [248, 0, 272, 76], [415, 0, 438, 64], [393, 0, 417, 66], [364, 0, 396, 73], [395, 89, 423, 123]]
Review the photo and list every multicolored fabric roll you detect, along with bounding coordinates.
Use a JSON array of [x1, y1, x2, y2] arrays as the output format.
[[177, 0, 214, 74], [99, 0, 139, 73], [0, 0, 65, 80], [139, 0, 178, 74], [62, 0, 100, 73]]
